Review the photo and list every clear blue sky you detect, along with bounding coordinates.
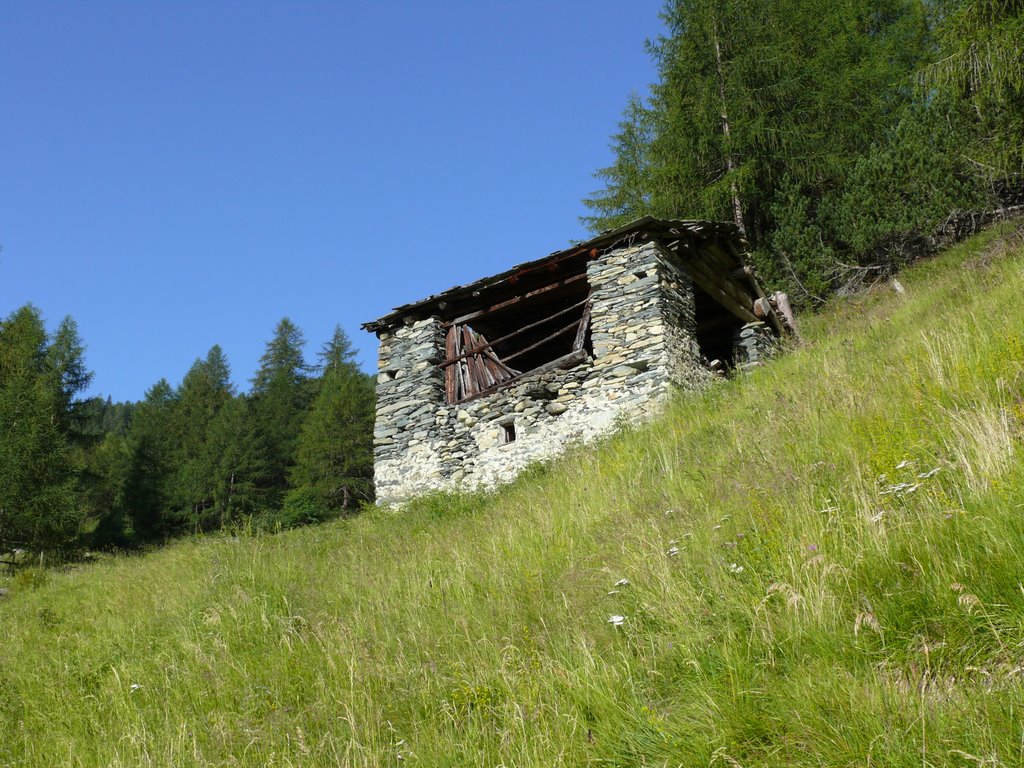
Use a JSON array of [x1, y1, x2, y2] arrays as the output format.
[[1, 1, 665, 402]]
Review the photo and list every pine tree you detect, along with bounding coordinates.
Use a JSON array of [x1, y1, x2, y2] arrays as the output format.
[[318, 325, 359, 373], [83, 431, 133, 548], [581, 96, 656, 232]]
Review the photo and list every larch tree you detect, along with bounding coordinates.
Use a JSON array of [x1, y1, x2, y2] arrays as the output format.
[[202, 395, 271, 526], [122, 378, 178, 541], [921, 0, 1024, 186], [0, 306, 85, 553], [290, 326, 375, 512], [251, 317, 313, 504], [584, 0, 937, 301], [167, 345, 235, 529]]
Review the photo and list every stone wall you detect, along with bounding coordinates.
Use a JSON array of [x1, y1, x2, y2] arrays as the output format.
[[372, 241, 716, 506], [734, 321, 775, 366]]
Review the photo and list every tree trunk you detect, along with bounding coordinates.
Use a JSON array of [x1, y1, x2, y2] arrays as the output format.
[[713, 17, 746, 236]]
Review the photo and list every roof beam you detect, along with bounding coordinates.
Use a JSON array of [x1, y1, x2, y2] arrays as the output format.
[[446, 272, 588, 326]]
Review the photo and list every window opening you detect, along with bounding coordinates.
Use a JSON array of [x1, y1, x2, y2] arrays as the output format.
[[440, 279, 593, 404], [501, 422, 517, 444]]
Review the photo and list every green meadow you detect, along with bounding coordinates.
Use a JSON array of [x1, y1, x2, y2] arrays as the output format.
[[2, 223, 1023, 767]]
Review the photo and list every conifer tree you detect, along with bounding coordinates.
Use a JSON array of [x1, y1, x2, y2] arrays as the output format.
[[122, 378, 177, 541], [251, 318, 312, 503], [45, 315, 93, 436], [0, 306, 84, 552], [584, 0, 936, 299], [921, 0, 1024, 187], [290, 326, 375, 511], [168, 346, 235, 528], [203, 395, 271, 526], [83, 431, 132, 548]]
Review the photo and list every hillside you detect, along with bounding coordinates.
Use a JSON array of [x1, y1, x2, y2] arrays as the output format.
[[2, 223, 1024, 767]]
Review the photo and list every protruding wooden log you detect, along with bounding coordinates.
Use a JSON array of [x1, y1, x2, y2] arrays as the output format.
[[771, 291, 799, 337]]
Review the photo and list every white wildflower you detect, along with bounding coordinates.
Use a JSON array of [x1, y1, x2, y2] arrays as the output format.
[[880, 481, 920, 497], [917, 467, 941, 479], [607, 615, 626, 626], [615, 578, 630, 587], [727, 563, 744, 574], [666, 546, 680, 557], [129, 684, 142, 692], [895, 459, 916, 469], [606, 590, 620, 596]]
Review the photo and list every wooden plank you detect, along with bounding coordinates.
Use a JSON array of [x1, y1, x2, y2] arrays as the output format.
[[442, 324, 520, 400], [685, 265, 759, 324], [572, 298, 592, 352], [445, 325, 458, 403], [662, 240, 752, 313], [481, 345, 518, 379], [771, 292, 799, 338], [715, 241, 785, 335], [684, 244, 783, 334], [703, 242, 740, 271], [455, 349, 589, 404], [447, 272, 589, 326], [686, 250, 760, 317], [463, 327, 482, 396], [698, 239, 784, 335]]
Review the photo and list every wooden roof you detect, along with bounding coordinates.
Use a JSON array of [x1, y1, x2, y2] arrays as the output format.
[[361, 217, 749, 334]]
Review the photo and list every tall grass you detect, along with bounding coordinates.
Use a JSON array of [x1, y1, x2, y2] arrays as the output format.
[[2, 223, 1023, 767]]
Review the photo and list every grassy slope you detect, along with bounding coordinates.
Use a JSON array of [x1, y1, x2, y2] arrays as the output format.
[[3, 224, 1024, 767]]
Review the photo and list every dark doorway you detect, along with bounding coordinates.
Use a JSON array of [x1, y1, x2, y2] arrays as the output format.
[[692, 284, 744, 368]]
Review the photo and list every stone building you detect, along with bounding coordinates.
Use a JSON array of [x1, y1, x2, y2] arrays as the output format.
[[361, 217, 789, 506]]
